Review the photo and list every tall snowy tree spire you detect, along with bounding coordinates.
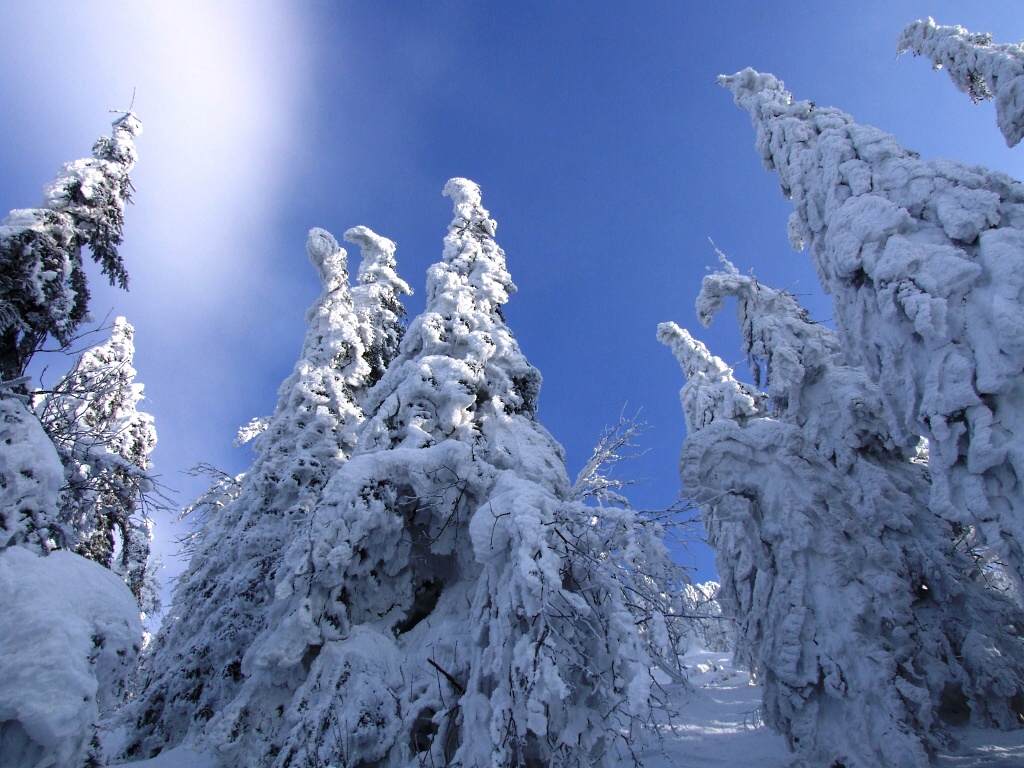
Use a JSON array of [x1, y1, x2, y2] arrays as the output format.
[[660, 311, 1024, 767], [344, 225, 413, 389], [0, 112, 141, 384], [120, 228, 371, 760], [206, 179, 647, 768], [898, 17, 1024, 147], [720, 66, 1024, 593]]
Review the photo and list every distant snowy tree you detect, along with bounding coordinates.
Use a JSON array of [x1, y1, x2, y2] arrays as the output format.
[[571, 412, 715, 682], [205, 179, 649, 768], [898, 17, 1024, 147], [0, 113, 141, 385], [174, 463, 243, 559], [120, 227, 400, 759], [35, 317, 158, 610], [720, 67, 1024, 594]]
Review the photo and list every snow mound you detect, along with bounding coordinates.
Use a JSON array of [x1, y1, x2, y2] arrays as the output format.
[[0, 398, 64, 552], [0, 547, 141, 768], [898, 17, 1024, 147]]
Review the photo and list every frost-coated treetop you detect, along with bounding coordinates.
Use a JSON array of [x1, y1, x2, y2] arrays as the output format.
[[695, 260, 916, 469], [344, 225, 413, 388], [656, 322, 764, 434], [719, 65, 1024, 590], [0, 112, 141, 382], [120, 226, 379, 760], [898, 17, 1024, 147]]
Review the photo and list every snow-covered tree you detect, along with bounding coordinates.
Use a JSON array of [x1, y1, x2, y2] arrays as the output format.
[[0, 113, 141, 385], [204, 179, 649, 768], [35, 317, 158, 609], [570, 412, 715, 682], [660, 261, 1024, 766], [120, 227, 395, 759], [898, 17, 1024, 148], [719, 66, 1024, 594], [174, 463, 243, 559], [345, 225, 413, 388]]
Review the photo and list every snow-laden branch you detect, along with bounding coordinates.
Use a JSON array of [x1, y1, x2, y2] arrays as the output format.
[[898, 17, 1024, 147]]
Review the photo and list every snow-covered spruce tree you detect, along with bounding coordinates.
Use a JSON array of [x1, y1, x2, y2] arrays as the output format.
[[684, 262, 1024, 764], [345, 225, 413, 388], [205, 179, 648, 768], [35, 317, 158, 610], [0, 112, 141, 386], [720, 67, 1024, 594], [898, 18, 1024, 148], [120, 227, 396, 759]]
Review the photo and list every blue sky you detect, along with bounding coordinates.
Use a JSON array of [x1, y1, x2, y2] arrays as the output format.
[[2, 2, 1023, 600]]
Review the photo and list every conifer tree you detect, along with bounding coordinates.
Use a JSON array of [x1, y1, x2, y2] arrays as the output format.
[[35, 317, 158, 609], [206, 180, 648, 768], [120, 227, 391, 759], [666, 263, 1024, 767], [0, 113, 141, 385], [720, 67, 1024, 593], [898, 18, 1024, 147], [345, 225, 413, 388]]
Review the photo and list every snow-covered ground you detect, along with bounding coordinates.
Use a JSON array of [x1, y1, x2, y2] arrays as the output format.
[[105, 649, 1024, 768]]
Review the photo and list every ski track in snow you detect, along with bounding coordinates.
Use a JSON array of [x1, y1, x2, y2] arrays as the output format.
[[107, 650, 1024, 767]]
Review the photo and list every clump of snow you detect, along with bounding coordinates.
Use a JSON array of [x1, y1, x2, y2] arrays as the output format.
[[0, 547, 141, 768], [0, 112, 140, 381], [898, 17, 1024, 147], [719, 66, 1024, 595], [345, 224, 413, 387], [0, 397, 65, 552]]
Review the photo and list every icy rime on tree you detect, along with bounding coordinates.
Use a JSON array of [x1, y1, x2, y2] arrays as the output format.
[[35, 317, 158, 611], [119, 227, 392, 759], [204, 179, 648, 768], [0, 113, 141, 385], [345, 225, 413, 388], [662, 265, 1024, 767], [898, 18, 1024, 148], [720, 67, 1024, 594]]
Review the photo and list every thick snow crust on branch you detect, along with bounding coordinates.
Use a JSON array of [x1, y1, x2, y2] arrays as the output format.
[[0, 113, 141, 382], [205, 179, 648, 768], [120, 228, 383, 759], [720, 66, 1024, 592], [660, 311, 1024, 768], [0, 547, 141, 768], [898, 17, 1024, 147]]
